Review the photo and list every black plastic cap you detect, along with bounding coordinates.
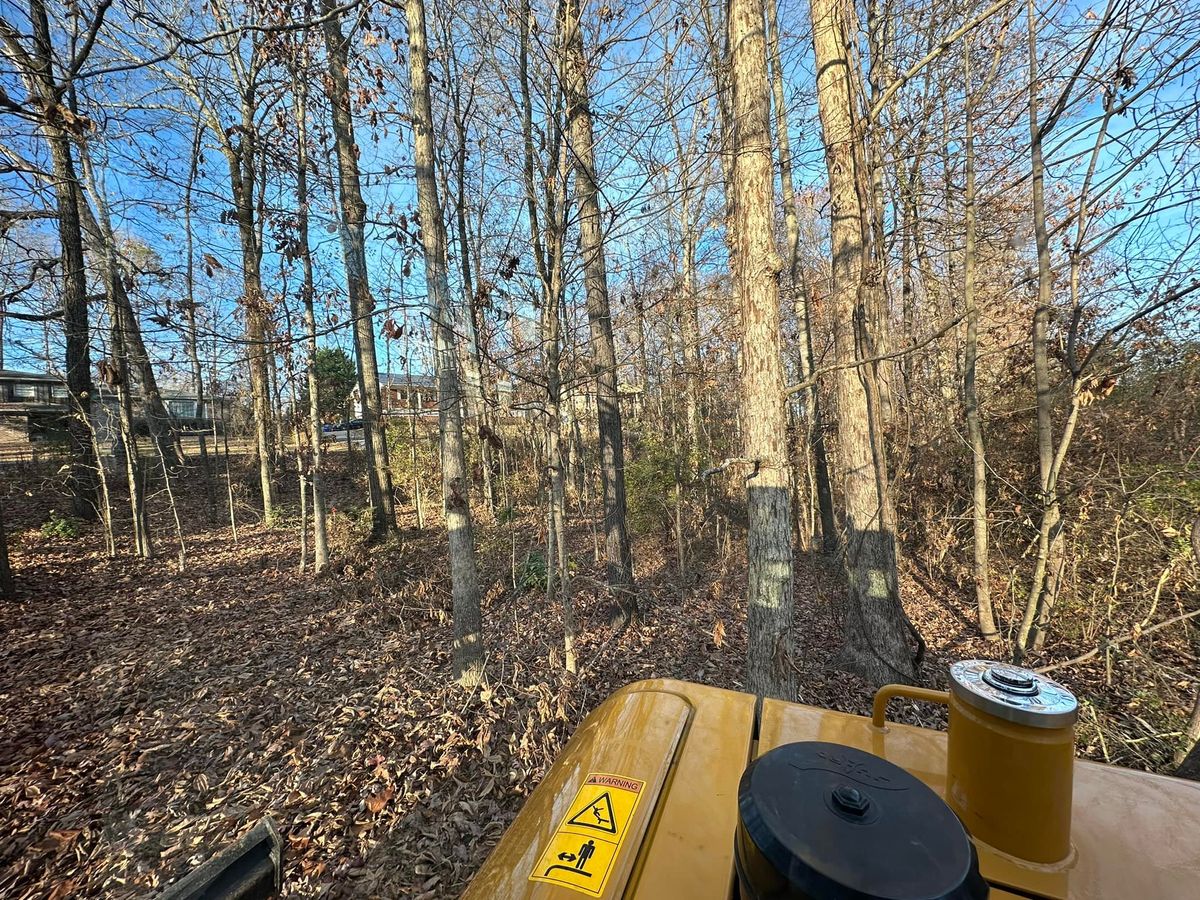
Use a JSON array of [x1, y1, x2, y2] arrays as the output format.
[[736, 742, 988, 900]]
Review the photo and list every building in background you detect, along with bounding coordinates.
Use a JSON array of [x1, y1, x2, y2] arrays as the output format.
[[0, 368, 229, 452]]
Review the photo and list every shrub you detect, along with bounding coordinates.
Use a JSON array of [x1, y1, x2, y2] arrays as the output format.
[[40, 510, 81, 540], [516, 550, 548, 593]]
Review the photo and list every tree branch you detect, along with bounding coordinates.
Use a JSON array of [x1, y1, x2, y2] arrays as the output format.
[[785, 314, 964, 396], [1037, 608, 1200, 675]]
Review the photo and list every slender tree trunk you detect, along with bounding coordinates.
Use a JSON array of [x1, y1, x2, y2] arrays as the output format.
[[728, 0, 796, 700], [962, 39, 998, 642], [1018, 0, 1060, 659], [78, 146, 157, 558], [811, 0, 916, 684], [294, 72, 330, 572], [406, 0, 485, 686], [519, 0, 573, 670], [767, 0, 837, 554], [561, 0, 637, 623], [183, 121, 216, 521], [321, 0, 395, 538], [0, 499, 12, 600], [103, 279, 152, 559]]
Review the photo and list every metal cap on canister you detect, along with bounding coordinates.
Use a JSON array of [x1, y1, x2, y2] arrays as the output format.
[[735, 741, 988, 900], [949, 660, 1078, 729]]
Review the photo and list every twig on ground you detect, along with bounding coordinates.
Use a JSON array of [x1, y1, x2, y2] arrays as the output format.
[[1037, 608, 1200, 675]]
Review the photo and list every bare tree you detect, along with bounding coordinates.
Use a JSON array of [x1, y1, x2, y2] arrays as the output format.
[[561, 0, 637, 624], [292, 60, 329, 573], [728, 0, 795, 699], [766, 0, 837, 554], [406, 0, 485, 686], [321, 0, 395, 539], [0, 0, 103, 518], [810, 0, 917, 684]]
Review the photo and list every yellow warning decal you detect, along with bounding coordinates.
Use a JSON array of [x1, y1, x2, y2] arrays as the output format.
[[529, 772, 646, 896]]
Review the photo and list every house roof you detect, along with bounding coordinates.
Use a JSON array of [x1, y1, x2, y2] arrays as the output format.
[[0, 369, 62, 382], [380, 372, 439, 388]]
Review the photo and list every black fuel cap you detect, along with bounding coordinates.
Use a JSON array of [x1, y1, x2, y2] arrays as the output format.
[[735, 741, 988, 900]]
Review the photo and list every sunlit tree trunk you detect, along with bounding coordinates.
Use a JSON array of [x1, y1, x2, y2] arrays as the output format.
[[1018, 0, 1060, 658], [811, 0, 916, 684], [961, 37, 998, 642], [222, 99, 276, 522], [767, 0, 837, 554], [293, 69, 330, 573], [406, 0, 485, 686], [728, 0, 796, 700]]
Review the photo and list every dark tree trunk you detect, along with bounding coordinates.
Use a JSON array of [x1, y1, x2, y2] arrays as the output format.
[[321, 0, 395, 538], [562, 0, 637, 623]]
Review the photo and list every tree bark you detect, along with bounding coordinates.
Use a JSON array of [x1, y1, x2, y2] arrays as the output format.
[[406, 0, 485, 686], [21, 0, 98, 518], [221, 99, 276, 523], [767, 0, 837, 554], [1018, 0, 1060, 658], [561, 0, 637, 623], [962, 38, 998, 641], [728, 0, 796, 700], [810, 0, 916, 684], [321, 0, 395, 538], [294, 69, 330, 573]]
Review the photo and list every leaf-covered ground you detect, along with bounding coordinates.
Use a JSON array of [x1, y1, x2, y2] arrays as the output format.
[[0, 462, 1193, 898]]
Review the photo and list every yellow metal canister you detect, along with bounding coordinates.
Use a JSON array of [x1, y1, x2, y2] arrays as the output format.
[[945, 661, 1078, 865]]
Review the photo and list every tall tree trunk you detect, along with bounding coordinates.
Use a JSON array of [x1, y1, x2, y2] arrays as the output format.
[[519, 0, 573, 670], [223, 100, 276, 523], [1018, 0, 1060, 659], [294, 71, 330, 573], [183, 121, 216, 521], [25, 0, 97, 518], [406, 0, 485, 686], [810, 0, 916, 685], [561, 0, 637, 623], [79, 151, 153, 559], [767, 0, 838, 554], [728, 0, 796, 700], [962, 38, 998, 641], [322, 0, 395, 538]]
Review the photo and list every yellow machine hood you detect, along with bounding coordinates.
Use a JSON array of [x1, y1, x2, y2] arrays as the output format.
[[464, 678, 1200, 899]]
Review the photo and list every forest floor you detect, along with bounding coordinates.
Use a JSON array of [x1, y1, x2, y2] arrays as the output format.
[[0, 454, 1194, 899]]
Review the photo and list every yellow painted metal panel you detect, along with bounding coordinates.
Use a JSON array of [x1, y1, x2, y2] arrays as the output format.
[[462, 686, 690, 899], [466, 680, 1200, 899]]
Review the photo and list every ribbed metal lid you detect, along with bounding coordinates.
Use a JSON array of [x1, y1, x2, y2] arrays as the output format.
[[949, 660, 1078, 729]]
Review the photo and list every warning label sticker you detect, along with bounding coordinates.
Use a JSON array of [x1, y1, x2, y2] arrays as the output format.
[[529, 772, 646, 896]]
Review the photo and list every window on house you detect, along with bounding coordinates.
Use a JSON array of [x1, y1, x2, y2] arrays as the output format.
[[12, 382, 37, 400], [168, 400, 195, 418]]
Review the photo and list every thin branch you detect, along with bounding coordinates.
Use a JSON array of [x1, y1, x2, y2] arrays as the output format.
[[1037, 608, 1200, 675], [785, 314, 964, 396]]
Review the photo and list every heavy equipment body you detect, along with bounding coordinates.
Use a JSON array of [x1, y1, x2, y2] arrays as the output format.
[[464, 677, 1200, 899]]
